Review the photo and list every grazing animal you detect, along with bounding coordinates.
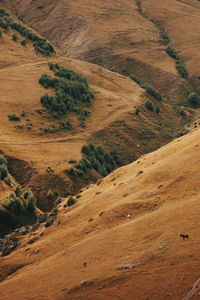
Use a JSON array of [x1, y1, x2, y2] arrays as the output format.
[[180, 234, 189, 240]]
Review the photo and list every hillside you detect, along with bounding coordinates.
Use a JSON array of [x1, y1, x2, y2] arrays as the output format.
[[0, 6, 191, 215], [0, 2, 200, 299], [0, 124, 200, 300], [4, 0, 200, 102]]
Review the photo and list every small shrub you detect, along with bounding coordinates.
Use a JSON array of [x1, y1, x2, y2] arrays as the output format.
[[67, 197, 76, 207], [8, 114, 20, 121], [135, 107, 141, 115], [12, 34, 18, 42], [160, 28, 170, 45], [0, 165, 8, 180], [155, 106, 160, 114], [179, 110, 186, 116], [68, 159, 77, 164], [176, 61, 188, 79], [14, 186, 21, 197], [25, 194, 37, 212], [46, 166, 54, 173], [0, 155, 7, 165], [130, 74, 141, 85], [188, 92, 200, 106], [145, 100, 154, 111], [20, 39, 27, 46], [4, 176, 13, 187], [20, 111, 26, 117], [81, 145, 90, 155], [165, 47, 177, 59]]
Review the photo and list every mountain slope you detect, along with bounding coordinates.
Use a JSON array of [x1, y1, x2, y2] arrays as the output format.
[[0, 3, 200, 299], [0, 124, 200, 300], [5, 0, 200, 102], [0, 7, 190, 213]]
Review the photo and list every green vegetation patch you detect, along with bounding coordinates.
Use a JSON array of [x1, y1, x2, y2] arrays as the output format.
[[39, 63, 94, 125], [0, 154, 37, 229], [0, 8, 55, 56], [66, 144, 122, 177], [188, 92, 200, 107], [0, 187, 37, 228], [130, 74, 162, 101]]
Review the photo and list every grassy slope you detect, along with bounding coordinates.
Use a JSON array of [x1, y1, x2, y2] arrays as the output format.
[[0, 23, 188, 203], [142, 0, 200, 79], [0, 3, 199, 299], [0, 125, 200, 299], [5, 0, 200, 102]]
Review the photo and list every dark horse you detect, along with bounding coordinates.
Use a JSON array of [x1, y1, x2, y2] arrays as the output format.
[[180, 234, 189, 240]]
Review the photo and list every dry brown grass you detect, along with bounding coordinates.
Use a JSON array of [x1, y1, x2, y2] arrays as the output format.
[[1, 125, 200, 300]]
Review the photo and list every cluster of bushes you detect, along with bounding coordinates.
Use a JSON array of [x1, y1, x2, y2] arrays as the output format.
[[175, 60, 188, 79], [48, 62, 88, 85], [135, 0, 145, 16], [129, 74, 141, 85], [59, 120, 72, 130], [141, 84, 162, 101], [159, 27, 170, 45], [145, 100, 160, 113], [130, 75, 162, 101], [79, 110, 91, 127], [7, 114, 20, 121], [15, 122, 33, 130], [0, 187, 37, 228], [0, 155, 13, 187], [165, 47, 188, 79], [0, 153, 37, 229], [39, 64, 94, 123], [0, 9, 55, 56], [0, 9, 9, 29], [40, 121, 73, 134], [165, 47, 177, 59], [138, 14, 188, 80], [66, 144, 122, 177]]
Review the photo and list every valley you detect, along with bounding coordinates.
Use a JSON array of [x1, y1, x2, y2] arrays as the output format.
[[0, 1, 200, 299]]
